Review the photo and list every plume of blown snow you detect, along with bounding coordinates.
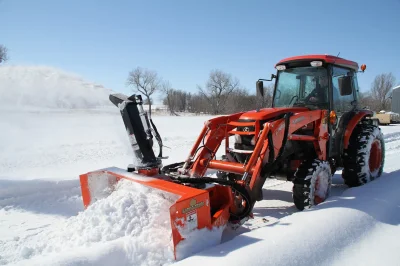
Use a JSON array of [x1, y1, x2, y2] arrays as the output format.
[[0, 65, 114, 110]]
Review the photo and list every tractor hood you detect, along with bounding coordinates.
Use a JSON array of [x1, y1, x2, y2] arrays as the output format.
[[238, 107, 309, 121]]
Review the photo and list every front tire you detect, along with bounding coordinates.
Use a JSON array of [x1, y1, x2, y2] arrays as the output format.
[[342, 124, 385, 187], [292, 159, 332, 211]]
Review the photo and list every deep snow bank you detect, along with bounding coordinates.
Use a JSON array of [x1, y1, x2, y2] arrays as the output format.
[[0, 179, 177, 266], [0, 65, 114, 109]]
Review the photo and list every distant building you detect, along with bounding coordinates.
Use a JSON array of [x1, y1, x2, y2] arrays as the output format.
[[392, 85, 400, 114]]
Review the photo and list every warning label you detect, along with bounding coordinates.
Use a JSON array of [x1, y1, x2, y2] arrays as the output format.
[[186, 210, 198, 231]]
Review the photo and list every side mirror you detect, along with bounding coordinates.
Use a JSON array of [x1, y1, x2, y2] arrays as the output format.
[[256, 80, 264, 97], [338, 76, 353, 96]]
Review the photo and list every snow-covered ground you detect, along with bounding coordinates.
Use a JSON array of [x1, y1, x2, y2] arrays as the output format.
[[1, 66, 400, 265], [1, 107, 400, 266]]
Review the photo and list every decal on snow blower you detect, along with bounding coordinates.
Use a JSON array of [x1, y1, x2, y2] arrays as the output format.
[[182, 198, 205, 214], [186, 210, 198, 231]]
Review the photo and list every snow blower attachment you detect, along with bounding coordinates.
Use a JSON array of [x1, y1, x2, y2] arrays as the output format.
[[80, 54, 385, 260], [79, 93, 235, 260]]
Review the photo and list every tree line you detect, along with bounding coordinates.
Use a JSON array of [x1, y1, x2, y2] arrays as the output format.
[[126, 67, 274, 116]]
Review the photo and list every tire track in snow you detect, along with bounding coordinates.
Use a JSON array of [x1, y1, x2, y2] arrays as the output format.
[[383, 131, 400, 143]]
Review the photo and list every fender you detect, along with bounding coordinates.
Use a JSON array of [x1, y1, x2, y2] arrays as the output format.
[[343, 110, 373, 149]]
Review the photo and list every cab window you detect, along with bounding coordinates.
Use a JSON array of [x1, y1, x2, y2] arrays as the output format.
[[331, 66, 355, 112]]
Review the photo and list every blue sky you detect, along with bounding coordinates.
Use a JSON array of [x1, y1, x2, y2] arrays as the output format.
[[1, 0, 399, 103]]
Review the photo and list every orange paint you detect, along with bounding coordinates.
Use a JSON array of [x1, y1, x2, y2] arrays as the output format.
[[329, 111, 337, 125], [199, 159, 252, 175], [138, 167, 159, 176], [276, 54, 359, 71], [343, 110, 373, 149], [79, 173, 91, 208]]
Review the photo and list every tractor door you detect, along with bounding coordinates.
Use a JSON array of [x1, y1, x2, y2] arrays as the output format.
[[328, 65, 358, 159]]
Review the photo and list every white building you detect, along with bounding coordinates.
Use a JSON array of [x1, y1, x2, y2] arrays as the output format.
[[391, 85, 400, 114]]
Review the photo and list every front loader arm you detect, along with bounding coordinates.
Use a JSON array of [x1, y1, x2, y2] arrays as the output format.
[[182, 112, 245, 178], [174, 109, 329, 222], [248, 110, 329, 200]]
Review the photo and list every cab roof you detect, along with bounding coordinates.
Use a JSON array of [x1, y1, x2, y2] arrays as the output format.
[[276, 54, 359, 71]]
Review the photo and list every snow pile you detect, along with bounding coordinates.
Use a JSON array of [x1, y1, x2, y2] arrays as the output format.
[[0, 179, 177, 266], [0, 65, 114, 110]]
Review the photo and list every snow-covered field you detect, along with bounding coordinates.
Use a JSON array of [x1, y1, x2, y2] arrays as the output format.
[[1, 107, 400, 266], [1, 66, 400, 265]]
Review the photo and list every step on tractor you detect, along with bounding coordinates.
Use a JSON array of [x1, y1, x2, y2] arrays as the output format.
[[79, 54, 385, 260]]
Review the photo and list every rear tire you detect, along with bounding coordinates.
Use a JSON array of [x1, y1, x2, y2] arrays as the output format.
[[342, 124, 385, 187], [292, 159, 332, 211]]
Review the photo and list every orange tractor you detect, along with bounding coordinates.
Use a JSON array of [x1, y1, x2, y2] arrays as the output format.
[[79, 54, 385, 260]]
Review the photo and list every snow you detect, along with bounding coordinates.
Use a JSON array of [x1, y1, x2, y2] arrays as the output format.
[[3, 109, 399, 266], [309, 161, 332, 203], [1, 179, 177, 266], [0, 65, 114, 110], [87, 172, 117, 203], [1, 69, 400, 265], [175, 226, 227, 261]]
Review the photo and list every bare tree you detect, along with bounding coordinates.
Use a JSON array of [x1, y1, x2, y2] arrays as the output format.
[[177, 91, 188, 112], [161, 84, 192, 115], [187, 93, 211, 114], [126, 67, 161, 117], [0, 44, 8, 64], [161, 81, 178, 115], [143, 97, 152, 105], [371, 73, 396, 111], [197, 70, 240, 115], [357, 91, 379, 111]]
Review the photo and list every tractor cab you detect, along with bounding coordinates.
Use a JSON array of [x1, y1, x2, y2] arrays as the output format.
[[256, 54, 370, 178], [257, 55, 364, 115]]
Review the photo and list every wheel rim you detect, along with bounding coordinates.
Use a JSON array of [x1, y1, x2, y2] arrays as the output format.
[[314, 171, 330, 204], [369, 139, 382, 173]]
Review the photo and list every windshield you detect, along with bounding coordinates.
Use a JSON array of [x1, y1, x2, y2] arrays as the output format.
[[273, 66, 329, 108]]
